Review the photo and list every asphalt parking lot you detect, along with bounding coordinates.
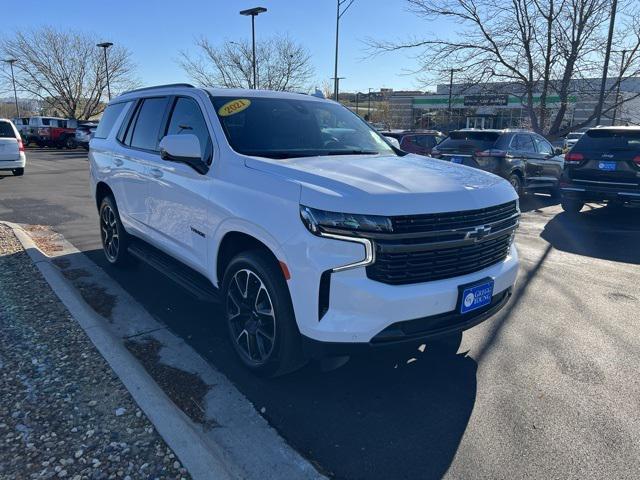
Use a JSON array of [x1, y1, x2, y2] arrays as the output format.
[[1, 148, 639, 479]]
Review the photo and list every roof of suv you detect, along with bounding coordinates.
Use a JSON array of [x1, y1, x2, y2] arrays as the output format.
[[116, 83, 329, 103], [588, 125, 640, 131], [454, 128, 531, 134]]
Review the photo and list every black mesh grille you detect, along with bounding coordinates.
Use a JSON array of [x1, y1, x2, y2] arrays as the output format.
[[367, 201, 518, 285], [391, 201, 518, 234]]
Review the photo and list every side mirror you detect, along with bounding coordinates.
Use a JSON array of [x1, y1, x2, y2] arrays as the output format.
[[554, 147, 563, 156], [159, 134, 207, 174]]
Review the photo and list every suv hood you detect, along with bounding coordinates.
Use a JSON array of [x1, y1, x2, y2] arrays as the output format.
[[245, 154, 516, 215]]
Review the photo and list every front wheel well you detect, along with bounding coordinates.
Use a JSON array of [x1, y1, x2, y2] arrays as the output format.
[[216, 232, 281, 285]]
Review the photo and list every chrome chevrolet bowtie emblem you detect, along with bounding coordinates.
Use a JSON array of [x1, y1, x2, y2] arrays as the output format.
[[466, 225, 492, 241]]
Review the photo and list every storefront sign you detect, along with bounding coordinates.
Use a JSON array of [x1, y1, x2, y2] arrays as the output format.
[[463, 95, 509, 106]]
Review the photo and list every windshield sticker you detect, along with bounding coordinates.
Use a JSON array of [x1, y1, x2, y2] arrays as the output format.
[[218, 99, 251, 117]]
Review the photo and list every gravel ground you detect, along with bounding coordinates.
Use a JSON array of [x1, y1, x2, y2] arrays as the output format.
[[0, 224, 190, 480]]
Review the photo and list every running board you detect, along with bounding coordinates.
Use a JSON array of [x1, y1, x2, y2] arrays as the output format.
[[128, 239, 220, 303]]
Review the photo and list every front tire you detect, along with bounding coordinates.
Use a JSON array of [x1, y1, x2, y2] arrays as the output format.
[[222, 250, 304, 377], [508, 173, 523, 197], [99, 195, 132, 266], [65, 136, 77, 149]]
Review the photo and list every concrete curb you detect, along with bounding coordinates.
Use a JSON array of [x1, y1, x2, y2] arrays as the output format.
[[2, 221, 240, 480]]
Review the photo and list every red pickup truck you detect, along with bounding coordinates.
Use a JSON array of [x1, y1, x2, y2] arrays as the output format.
[[23, 116, 78, 149]]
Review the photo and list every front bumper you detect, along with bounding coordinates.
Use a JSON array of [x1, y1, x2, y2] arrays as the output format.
[[302, 287, 512, 357], [283, 228, 519, 345]]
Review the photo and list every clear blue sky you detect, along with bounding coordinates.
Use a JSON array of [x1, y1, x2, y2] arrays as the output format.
[[6, 0, 454, 92]]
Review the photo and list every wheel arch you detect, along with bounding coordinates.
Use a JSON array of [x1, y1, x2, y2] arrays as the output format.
[[95, 181, 115, 210], [215, 230, 287, 288]]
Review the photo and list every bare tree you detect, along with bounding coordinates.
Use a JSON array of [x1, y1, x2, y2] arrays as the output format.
[[368, 0, 640, 136], [178, 36, 314, 91], [0, 27, 137, 120]]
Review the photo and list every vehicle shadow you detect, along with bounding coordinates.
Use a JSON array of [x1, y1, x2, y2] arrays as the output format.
[[518, 193, 559, 213], [540, 204, 640, 264], [84, 249, 477, 480]]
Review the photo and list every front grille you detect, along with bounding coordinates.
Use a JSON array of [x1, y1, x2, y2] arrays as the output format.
[[366, 201, 518, 285], [391, 201, 518, 234]]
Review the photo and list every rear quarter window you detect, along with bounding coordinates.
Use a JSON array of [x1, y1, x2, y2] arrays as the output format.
[[94, 102, 129, 139]]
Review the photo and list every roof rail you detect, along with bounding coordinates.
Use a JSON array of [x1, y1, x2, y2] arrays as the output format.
[[121, 83, 195, 96]]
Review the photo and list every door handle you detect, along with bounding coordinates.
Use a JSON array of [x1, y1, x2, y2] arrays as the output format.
[[150, 168, 163, 178]]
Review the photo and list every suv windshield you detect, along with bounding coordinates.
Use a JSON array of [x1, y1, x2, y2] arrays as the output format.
[[210, 96, 396, 159], [575, 129, 640, 152], [438, 131, 500, 150]]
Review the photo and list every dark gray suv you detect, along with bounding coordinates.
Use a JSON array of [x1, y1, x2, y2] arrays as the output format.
[[431, 129, 564, 197]]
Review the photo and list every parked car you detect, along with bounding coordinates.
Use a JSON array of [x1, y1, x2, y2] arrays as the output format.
[[24, 116, 78, 149], [11, 117, 31, 142], [75, 122, 98, 150], [381, 130, 445, 156], [560, 126, 640, 213], [0, 118, 26, 176], [563, 131, 585, 151], [431, 129, 564, 197], [90, 84, 520, 376]]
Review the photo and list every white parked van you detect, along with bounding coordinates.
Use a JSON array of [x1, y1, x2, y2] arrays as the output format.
[[0, 118, 26, 176], [89, 84, 520, 375]]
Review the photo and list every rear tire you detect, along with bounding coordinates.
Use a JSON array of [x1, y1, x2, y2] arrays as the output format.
[[561, 199, 584, 214], [12, 168, 24, 176], [99, 195, 132, 266], [65, 136, 77, 149], [508, 173, 524, 197], [222, 250, 305, 377]]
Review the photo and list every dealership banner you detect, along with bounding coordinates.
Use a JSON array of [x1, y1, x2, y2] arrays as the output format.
[[463, 95, 509, 106]]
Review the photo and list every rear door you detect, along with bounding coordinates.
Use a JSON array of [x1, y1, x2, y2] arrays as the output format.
[[568, 129, 640, 189], [0, 120, 20, 161], [532, 134, 563, 183], [511, 134, 540, 183], [144, 95, 214, 272]]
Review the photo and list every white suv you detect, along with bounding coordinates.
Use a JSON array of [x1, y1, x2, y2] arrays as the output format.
[[0, 118, 26, 176], [89, 84, 519, 375]]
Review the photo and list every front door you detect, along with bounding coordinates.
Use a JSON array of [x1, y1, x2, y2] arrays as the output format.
[[145, 95, 214, 273]]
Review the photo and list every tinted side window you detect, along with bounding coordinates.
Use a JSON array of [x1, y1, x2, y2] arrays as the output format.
[[533, 135, 554, 155], [165, 97, 212, 161], [94, 102, 128, 139], [513, 134, 536, 153], [129, 97, 169, 151], [42, 118, 51, 126], [0, 122, 16, 138]]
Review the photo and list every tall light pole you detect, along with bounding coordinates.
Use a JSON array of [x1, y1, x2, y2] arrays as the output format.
[[612, 49, 627, 125], [3, 58, 19, 117], [355, 92, 359, 116], [447, 68, 463, 130], [331, 76, 345, 102], [240, 7, 267, 89], [367, 87, 373, 120], [333, 0, 355, 101], [96, 42, 113, 100]]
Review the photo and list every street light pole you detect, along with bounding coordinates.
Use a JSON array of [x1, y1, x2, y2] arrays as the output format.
[[612, 49, 627, 125], [96, 42, 113, 100], [333, 0, 355, 101], [368, 88, 372, 120], [447, 68, 463, 129], [355, 92, 359, 116], [240, 7, 267, 89], [595, 0, 617, 125], [3, 59, 19, 117]]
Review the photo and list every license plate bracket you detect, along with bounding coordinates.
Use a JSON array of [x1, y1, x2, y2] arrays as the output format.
[[458, 278, 494, 314]]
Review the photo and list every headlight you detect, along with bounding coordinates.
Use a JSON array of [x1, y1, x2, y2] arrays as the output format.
[[300, 205, 393, 236]]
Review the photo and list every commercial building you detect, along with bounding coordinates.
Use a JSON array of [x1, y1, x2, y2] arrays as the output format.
[[389, 77, 640, 132]]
